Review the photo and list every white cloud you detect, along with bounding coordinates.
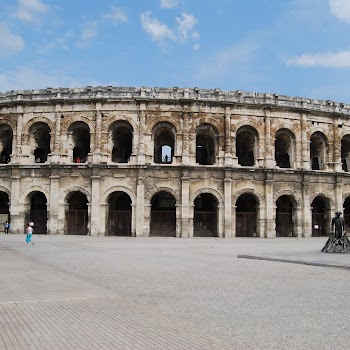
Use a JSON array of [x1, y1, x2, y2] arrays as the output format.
[[0, 23, 25, 58], [175, 13, 198, 41], [14, 0, 48, 22], [160, 0, 179, 9], [104, 7, 128, 24], [77, 21, 97, 48], [140, 11, 199, 49], [141, 11, 175, 43], [287, 51, 350, 68], [329, 0, 350, 23]]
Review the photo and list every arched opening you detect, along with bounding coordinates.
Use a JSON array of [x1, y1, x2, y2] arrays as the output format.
[[236, 127, 258, 166], [275, 129, 294, 168], [109, 121, 133, 163], [276, 195, 295, 237], [66, 191, 88, 235], [311, 196, 330, 237], [68, 122, 90, 163], [26, 192, 47, 234], [107, 192, 132, 236], [341, 135, 350, 172], [343, 197, 350, 232], [150, 191, 176, 237], [0, 124, 13, 164], [236, 193, 258, 237], [29, 122, 51, 163], [196, 124, 217, 165], [310, 132, 327, 170], [153, 122, 175, 164], [0, 191, 10, 227], [194, 193, 218, 237]]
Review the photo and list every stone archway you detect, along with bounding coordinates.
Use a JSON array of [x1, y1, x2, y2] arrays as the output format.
[[26, 191, 48, 234], [236, 193, 258, 237], [150, 191, 176, 237], [193, 193, 218, 237], [66, 191, 88, 235], [311, 196, 330, 237], [107, 192, 132, 236]]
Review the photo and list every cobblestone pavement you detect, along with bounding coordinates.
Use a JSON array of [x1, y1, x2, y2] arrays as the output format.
[[0, 246, 233, 350], [1, 235, 350, 350]]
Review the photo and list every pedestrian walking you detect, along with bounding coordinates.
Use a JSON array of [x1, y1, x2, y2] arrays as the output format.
[[4, 221, 10, 234], [26, 223, 34, 245]]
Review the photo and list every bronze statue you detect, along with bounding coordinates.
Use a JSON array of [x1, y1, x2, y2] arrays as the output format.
[[322, 211, 350, 253]]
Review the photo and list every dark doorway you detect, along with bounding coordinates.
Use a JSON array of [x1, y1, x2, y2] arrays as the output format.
[[66, 192, 88, 235], [0, 191, 10, 226], [153, 123, 175, 164], [28, 192, 47, 234], [107, 192, 132, 236], [194, 193, 218, 237], [69, 122, 90, 163], [150, 192, 176, 237], [30, 123, 51, 163], [276, 195, 294, 237], [236, 193, 258, 237], [343, 197, 350, 232], [311, 196, 329, 237], [275, 131, 292, 168], [0, 124, 13, 164], [236, 129, 256, 166], [110, 122, 133, 163]]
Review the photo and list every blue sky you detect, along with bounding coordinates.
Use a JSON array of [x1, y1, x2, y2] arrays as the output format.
[[1, 0, 350, 103]]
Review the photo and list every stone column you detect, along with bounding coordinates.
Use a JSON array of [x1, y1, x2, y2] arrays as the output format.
[[218, 204, 224, 237], [10, 171, 22, 234], [136, 170, 145, 236], [265, 175, 274, 238], [224, 108, 233, 166], [182, 108, 190, 165], [301, 113, 310, 169], [333, 117, 343, 172], [131, 203, 136, 237], [14, 110, 23, 164], [232, 205, 236, 237], [334, 176, 343, 211], [295, 206, 303, 237], [302, 175, 311, 237], [264, 108, 275, 168], [49, 174, 59, 234], [181, 170, 190, 237], [50, 108, 61, 164], [137, 104, 146, 164], [224, 174, 232, 237], [90, 175, 100, 236], [93, 104, 102, 163]]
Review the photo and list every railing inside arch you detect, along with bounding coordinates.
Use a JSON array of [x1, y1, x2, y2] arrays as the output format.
[[236, 212, 257, 237], [150, 210, 176, 237], [107, 210, 131, 236], [27, 210, 47, 234], [311, 213, 328, 237], [276, 212, 295, 237], [66, 210, 88, 235], [194, 211, 217, 237]]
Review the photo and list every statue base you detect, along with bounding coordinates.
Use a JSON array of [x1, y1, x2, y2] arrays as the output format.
[[321, 233, 350, 253]]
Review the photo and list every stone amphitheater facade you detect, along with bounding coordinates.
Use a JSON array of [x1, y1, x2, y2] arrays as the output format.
[[1, 86, 350, 238]]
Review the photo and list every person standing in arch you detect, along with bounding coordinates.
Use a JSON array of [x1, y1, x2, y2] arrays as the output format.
[[331, 211, 345, 239]]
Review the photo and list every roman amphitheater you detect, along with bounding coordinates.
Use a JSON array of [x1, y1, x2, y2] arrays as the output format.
[[0, 86, 350, 238]]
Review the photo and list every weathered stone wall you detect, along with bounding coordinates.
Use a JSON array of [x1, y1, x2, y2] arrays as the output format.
[[1, 86, 350, 237]]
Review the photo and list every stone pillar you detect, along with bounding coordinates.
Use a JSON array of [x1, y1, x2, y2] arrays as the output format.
[[232, 205, 236, 237], [10, 171, 23, 234], [48, 174, 59, 234], [182, 108, 190, 165], [50, 108, 61, 164], [333, 117, 343, 172], [264, 109, 275, 168], [137, 104, 146, 164], [131, 203, 136, 237], [224, 109, 233, 166], [265, 175, 274, 238], [224, 175, 232, 237], [302, 176, 311, 237], [181, 170, 190, 237], [295, 206, 303, 237], [136, 170, 145, 236], [90, 175, 100, 236], [93, 104, 102, 163], [335, 176, 343, 212], [218, 204, 224, 237], [301, 113, 310, 170], [13, 110, 23, 164], [176, 204, 181, 237]]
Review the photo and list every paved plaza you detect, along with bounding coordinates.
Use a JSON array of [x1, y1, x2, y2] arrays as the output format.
[[1, 235, 350, 350]]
